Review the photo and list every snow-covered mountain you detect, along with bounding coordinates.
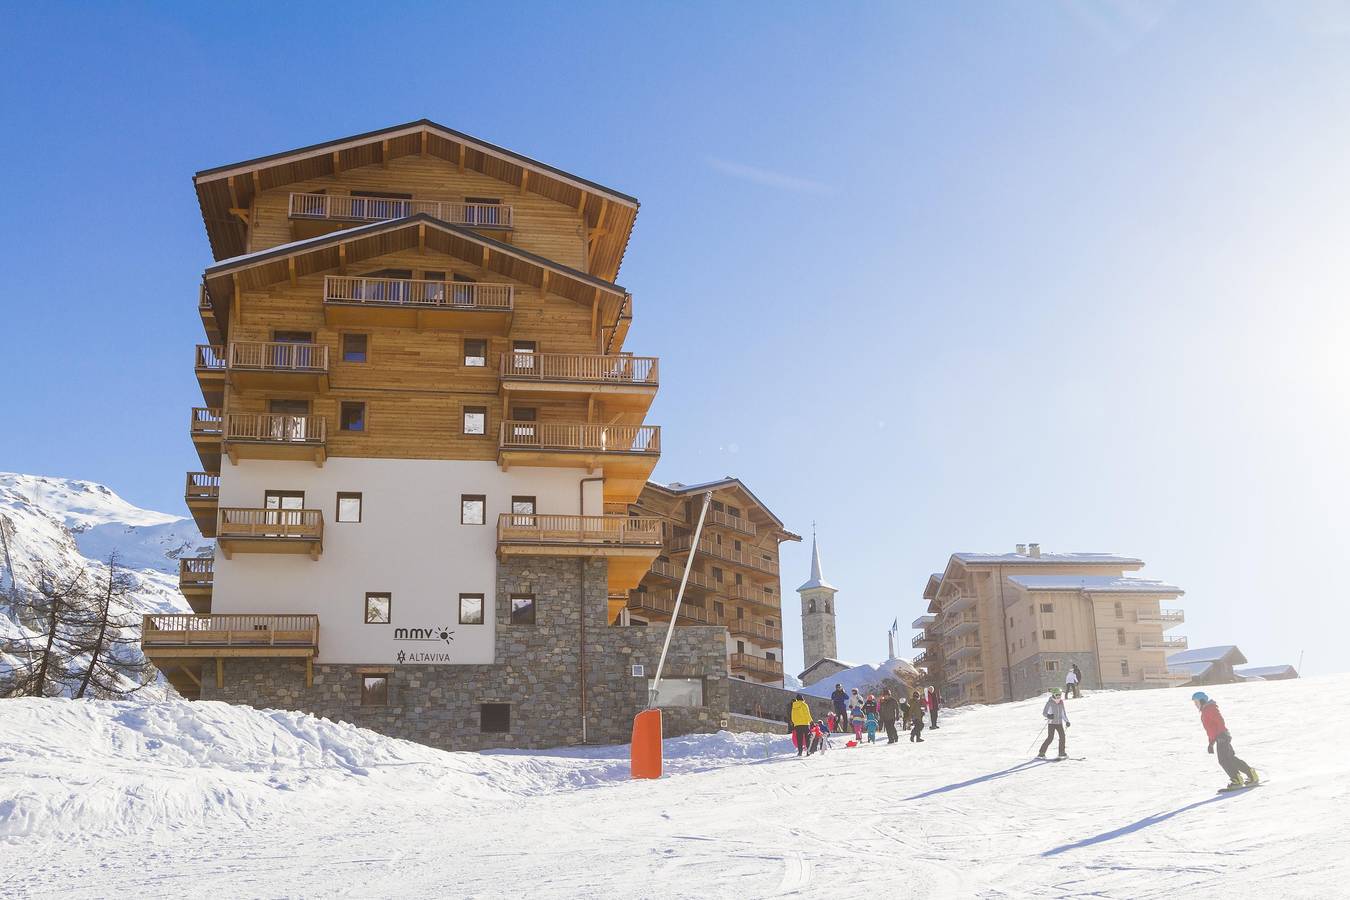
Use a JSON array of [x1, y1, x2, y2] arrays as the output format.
[[0, 473, 204, 690], [799, 655, 921, 698]]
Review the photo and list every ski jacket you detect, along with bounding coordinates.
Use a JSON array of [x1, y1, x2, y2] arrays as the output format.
[[1199, 701, 1228, 741], [1042, 698, 1070, 725], [926, 686, 941, 709], [849, 692, 864, 712], [1065, 670, 1079, 685], [790, 700, 812, 727], [879, 696, 900, 722], [831, 689, 848, 710], [863, 698, 878, 715], [865, 712, 878, 729]]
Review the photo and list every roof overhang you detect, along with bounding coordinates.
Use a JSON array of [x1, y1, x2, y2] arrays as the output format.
[[201, 214, 630, 348], [643, 477, 797, 538], [193, 120, 639, 280]]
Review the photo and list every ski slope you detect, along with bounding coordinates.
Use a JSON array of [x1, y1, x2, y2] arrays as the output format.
[[2, 675, 1347, 899]]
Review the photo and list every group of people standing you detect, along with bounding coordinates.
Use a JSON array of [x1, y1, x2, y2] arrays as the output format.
[[784, 682, 944, 758]]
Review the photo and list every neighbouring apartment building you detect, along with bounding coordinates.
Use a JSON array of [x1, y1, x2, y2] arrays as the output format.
[[623, 479, 801, 687], [911, 544, 1189, 705], [146, 120, 733, 750]]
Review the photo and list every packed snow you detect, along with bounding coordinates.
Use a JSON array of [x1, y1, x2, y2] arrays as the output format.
[[3, 674, 1346, 898]]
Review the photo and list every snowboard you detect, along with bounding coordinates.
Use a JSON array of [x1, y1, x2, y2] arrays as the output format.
[[1217, 782, 1263, 794], [1036, 756, 1085, 761]]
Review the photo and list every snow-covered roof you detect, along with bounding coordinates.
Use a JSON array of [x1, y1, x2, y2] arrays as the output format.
[[797, 657, 856, 682], [1235, 665, 1299, 679], [646, 477, 791, 532], [922, 572, 943, 600], [1168, 645, 1247, 667], [1006, 575, 1184, 595], [796, 534, 836, 593], [953, 551, 1144, 566], [799, 657, 920, 699]]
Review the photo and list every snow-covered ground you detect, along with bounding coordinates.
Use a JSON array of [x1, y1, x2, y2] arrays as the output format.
[[3, 674, 1347, 898]]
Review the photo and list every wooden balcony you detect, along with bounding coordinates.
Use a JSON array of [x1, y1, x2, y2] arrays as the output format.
[[954, 662, 984, 683], [646, 558, 718, 593], [141, 613, 320, 688], [496, 514, 662, 594], [499, 353, 658, 423], [1142, 666, 1191, 683], [227, 342, 329, 393], [289, 192, 513, 239], [944, 592, 976, 614], [669, 536, 778, 576], [323, 275, 513, 332], [729, 652, 783, 682], [497, 422, 660, 505], [727, 618, 783, 647], [1138, 635, 1189, 651], [224, 413, 327, 467], [195, 345, 226, 407], [178, 557, 214, 614], [626, 590, 726, 627], [217, 508, 323, 560], [725, 583, 780, 610], [1136, 609, 1185, 629], [198, 285, 221, 344], [946, 637, 980, 661], [944, 612, 979, 636], [185, 472, 219, 537], [190, 407, 223, 472], [912, 631, 935, 648], [705, 509, 756, 536], [912, 614, 937, 629]]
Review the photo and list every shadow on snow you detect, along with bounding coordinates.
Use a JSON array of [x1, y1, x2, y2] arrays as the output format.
[[1041, 793, 1240, 857], [902, 759, 1050, 802]]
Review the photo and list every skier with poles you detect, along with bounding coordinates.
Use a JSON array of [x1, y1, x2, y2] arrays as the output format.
[[1037, 687, 1070, 759], [830, 683, 848, 732], [1193, 691, 1259, 790]]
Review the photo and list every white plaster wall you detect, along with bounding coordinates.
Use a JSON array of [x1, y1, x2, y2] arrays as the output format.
[[213, 458, 601, 665]]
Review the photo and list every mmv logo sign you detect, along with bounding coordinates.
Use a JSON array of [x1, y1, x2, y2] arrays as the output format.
[[394, 626, 455, 665]]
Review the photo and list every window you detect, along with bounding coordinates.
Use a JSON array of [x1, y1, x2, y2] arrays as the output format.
[[1045, 660, 1061, 672], [766, 618, 775, 627], [461, 495, 485, 525], [808, 599, 816, 613], [711, 566, 723, 583], [511, 496, 536, 518], [647, 677, 704, 707], [824, 600, 831, 613], [360, 675, 389, 706], [459, 593, 484, 625], [728, 505, 741, 518], [463, 405, 486, 435], [1117, 628, 1126, 646], [342, 333, 368, 363], [733, 540, 742, 553], [340, 401, 366, 432], [1042, 629, 1057, 640], [1009, 616, 1015, 628], [735, 573, 743, 586], [509, 594, 536, 625], [713, 601, 724, 617], [463, 339, 487, 367], [336, 492, 362, 523], [1120, 659, 1130, 676], [1040, 603, 1054, 614], [510, 340, 537, 372], [263, 490, 304, 530], [365, 592, 391, 624], [480, 702, 510, 733], [736, 607, 744, 619], [1114, 601, 1124, 619], [765, 651, 776, 661], [736, 640, 745, 654]]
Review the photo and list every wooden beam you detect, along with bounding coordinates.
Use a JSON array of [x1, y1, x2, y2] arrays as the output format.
[[227, 176, 240, 209], [338, 243, 347, 274], [482, 246, 490, 269], [419, 130, 428, 158], [251, 170, 262, 196], [331, 150, 342, 174], [288, 257, 297, 286], [178, 665, 202, 689], [591, 289, 600, 338], [418, 223, 426, 255], [458, 143, 466, 174], [539, 270, 550, 296], [215, 657, 224, 689], [519, 169, 530, 195], [576, 189, 589, 213], [228, 207, 251, 226]]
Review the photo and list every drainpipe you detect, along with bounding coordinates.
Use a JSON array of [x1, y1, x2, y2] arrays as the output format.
[[577, 476, 603, 745]]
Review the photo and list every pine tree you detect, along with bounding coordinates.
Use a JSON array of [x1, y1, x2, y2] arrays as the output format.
[[0, 563, 87, 697]]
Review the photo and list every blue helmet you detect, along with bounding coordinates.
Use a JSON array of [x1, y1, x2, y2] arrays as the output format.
[[1191, 691, 1209, 704]]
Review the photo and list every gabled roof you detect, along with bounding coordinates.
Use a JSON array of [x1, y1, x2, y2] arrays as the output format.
[[200, 214, 630, 349], [952, 551, 1144, 567], [644, 477, 799, 538], [1234, 665, 1299, 680], [1006, 575, 1184, 595], [797, 657, 856, 683], [922, 573, 943, 601], [1167, 645, 1247, 667], [192, 119, 639, 280]]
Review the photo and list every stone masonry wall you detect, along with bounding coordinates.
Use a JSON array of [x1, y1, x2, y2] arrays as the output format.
[[1011, 651, 1100, 701]]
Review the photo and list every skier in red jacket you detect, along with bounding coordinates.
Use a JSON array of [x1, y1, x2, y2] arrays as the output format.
[[1193, 691, 1258, 790]]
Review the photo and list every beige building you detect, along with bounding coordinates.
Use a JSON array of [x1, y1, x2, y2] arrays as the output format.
[[913, 545, 1189, 705]]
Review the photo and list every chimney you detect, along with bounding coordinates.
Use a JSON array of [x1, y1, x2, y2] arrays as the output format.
[[1029, 543, 1041, 558], [1016, 544, 1027, 555]]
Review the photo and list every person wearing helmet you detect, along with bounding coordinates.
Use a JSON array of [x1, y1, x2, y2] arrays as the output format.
[[1037, 687, 1070, 759], [1192, 691, 1258, 789]]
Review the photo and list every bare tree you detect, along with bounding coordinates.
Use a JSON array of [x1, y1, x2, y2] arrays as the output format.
[[68, 553, 155, 698], [0, 563, 88, 698]]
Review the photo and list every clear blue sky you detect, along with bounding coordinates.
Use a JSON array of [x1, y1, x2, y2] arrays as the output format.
[[3, 2, 1348, 676]]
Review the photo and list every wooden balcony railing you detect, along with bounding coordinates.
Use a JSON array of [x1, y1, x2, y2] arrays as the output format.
[[727, 618, 783, 645], [943, 612, 979, 634], [324, 275, 513, 311], [228, 341, 329, 373], [729, 652, 784, 678], [178, 556, 214, 588], [142, 613, 319, 650], [191, 407, 223, 437], [1136, 609, 1186, 626], [498, 422, 660, 454], [669, 536, 778, 575], [217, 508, 323, 541], [627, 591, 725, 626], [185, 472, 219, 501], [1138, 636, 1189, 651], [500, 353, 658, 385], [225, 413, 327, 445], [726, 582, 779, 609], [1141, 666, 1189, 682], [496, 514, 662, 547], [289, 192, 513, 228], [705, 509, 756, 536], [196, 344, 226, 370], [646, 559, 717, 592]]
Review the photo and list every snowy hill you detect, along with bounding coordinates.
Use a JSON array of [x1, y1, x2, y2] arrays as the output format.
[[4, 675, 1344, 897], [799, 654, 921, 698]]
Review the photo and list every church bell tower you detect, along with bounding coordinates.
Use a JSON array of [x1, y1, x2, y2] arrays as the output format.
[[797, 528, 838, 671]]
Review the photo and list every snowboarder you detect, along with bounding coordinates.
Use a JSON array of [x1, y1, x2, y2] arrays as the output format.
[[790, 694, 812, 757], [1065, 666, 1081, 699], [925, 684, 941, 729], [831, 683, 848, 732], [1193, 692, 1258, 790], [1037, 687, 1070, 758], [879, 689, 901, 744]]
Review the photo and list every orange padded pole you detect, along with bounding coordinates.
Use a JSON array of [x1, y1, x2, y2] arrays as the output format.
[[630, 708, 663, 779]]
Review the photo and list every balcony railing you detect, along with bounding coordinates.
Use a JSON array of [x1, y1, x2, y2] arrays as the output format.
[[228, 341, 329, 373], [500, 352, 658, 386], [727, 618, 783, 645], [324, 275, 513, 311], [289, 192, 514, 228], [944, 612, 980, 635], [185, 472, 219, 502], [912, 614, 936, 629], [912, 632, 933, 648], [1141, 666, 1190, 682], [627, 591, 725, 626], [1138, 636, 1189, 651], [225, 413, 327, 445], [217, 508, 323, 542], [729, 652, 784, 678], [142, 613, 319, 651], [705, 509, 756, 536], [726, 582, 779, 608], [178, 557, 213, 589], [669, 536, 777, 575], [1137, 609, 1186, 626], [646, 559, 716, 592], [498, 422, 660, 454], [191, 407, 223, 437], [196, 345, 226, 370], [496, 514, 662, 548]]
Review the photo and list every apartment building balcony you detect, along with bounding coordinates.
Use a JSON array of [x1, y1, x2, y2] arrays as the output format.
[[496, 513, 662, 593], [227, 341, 330, 394], [954, 662, 984, 684], [216, 508, 323, 560], [912, 614, 936, 630], [1136, 609, 1186, 629], [497, 422, 660, 505], [223, 413, 327, 467], [705, 509, 756, 536], [141, 613, 321, 689], [198, 285, 221, 345], [912, 632, 935, 649], [1138, 635, 1189, 652], [913, 650, 931, 668], [947, 637, 981, 661], [944, 593, 976, 614], [945, 612, 980, 637], [726, 582, 781, 612], [323, 275, 513, 333], [184, 472, 219, 537], [500, 353, 658, 423], [728, 618, 783, 648], [288, 192, 514, 239], [195, 345, 226, 406], [646, 558, 717, 594], [626, 590, 725, 627], [729, 652, 783, 681], [1141, 666, 1191, 683], [178, 557, 214, 614], [190, 407, 223, 472], [669, 536, 778, 577]]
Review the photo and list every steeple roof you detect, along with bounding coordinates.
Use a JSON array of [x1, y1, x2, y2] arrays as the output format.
[[796, 532, 836, 593]]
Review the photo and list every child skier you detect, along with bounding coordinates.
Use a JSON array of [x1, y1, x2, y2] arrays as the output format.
[[909, 706, 925, 742], [864, 707, 879, 744], [1037, 687, 1070, 759], [811, 720, 830, 755], [850, 706, 865, 742], [1193, 692, 1258, 790]]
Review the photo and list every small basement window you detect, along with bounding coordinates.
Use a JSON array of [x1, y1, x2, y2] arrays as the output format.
[[463, 406, 486, 435], [336, 492, 362, 523], [360, 675, 389, 706], [481, 702, 510, 733], [460, 494, 485, 525], [1045, 660, 1061, 672]]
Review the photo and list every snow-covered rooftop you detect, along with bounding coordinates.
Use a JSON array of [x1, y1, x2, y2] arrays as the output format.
[[799, 657, 920, 699], [1167, 645, 1247, 666], [1235, 665, 1299, 679], [1006, 575, 1184, 595], [953, 551, 1144, 566]]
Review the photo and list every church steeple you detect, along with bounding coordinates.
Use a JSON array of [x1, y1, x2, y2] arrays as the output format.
[[797, 525, 839, 671], [797, 530, 836, 592]]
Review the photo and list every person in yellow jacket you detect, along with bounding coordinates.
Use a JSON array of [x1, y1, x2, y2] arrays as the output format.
[[790, 694, 812, 757]]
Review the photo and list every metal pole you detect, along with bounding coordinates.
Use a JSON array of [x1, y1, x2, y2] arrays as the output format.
[[649, 490, 713, 708]]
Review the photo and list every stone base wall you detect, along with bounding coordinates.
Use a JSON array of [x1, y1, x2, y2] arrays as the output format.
[[202, 556, 730, 751], [727, 676, 833, 723], [1011, 651, 1099, 701]]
